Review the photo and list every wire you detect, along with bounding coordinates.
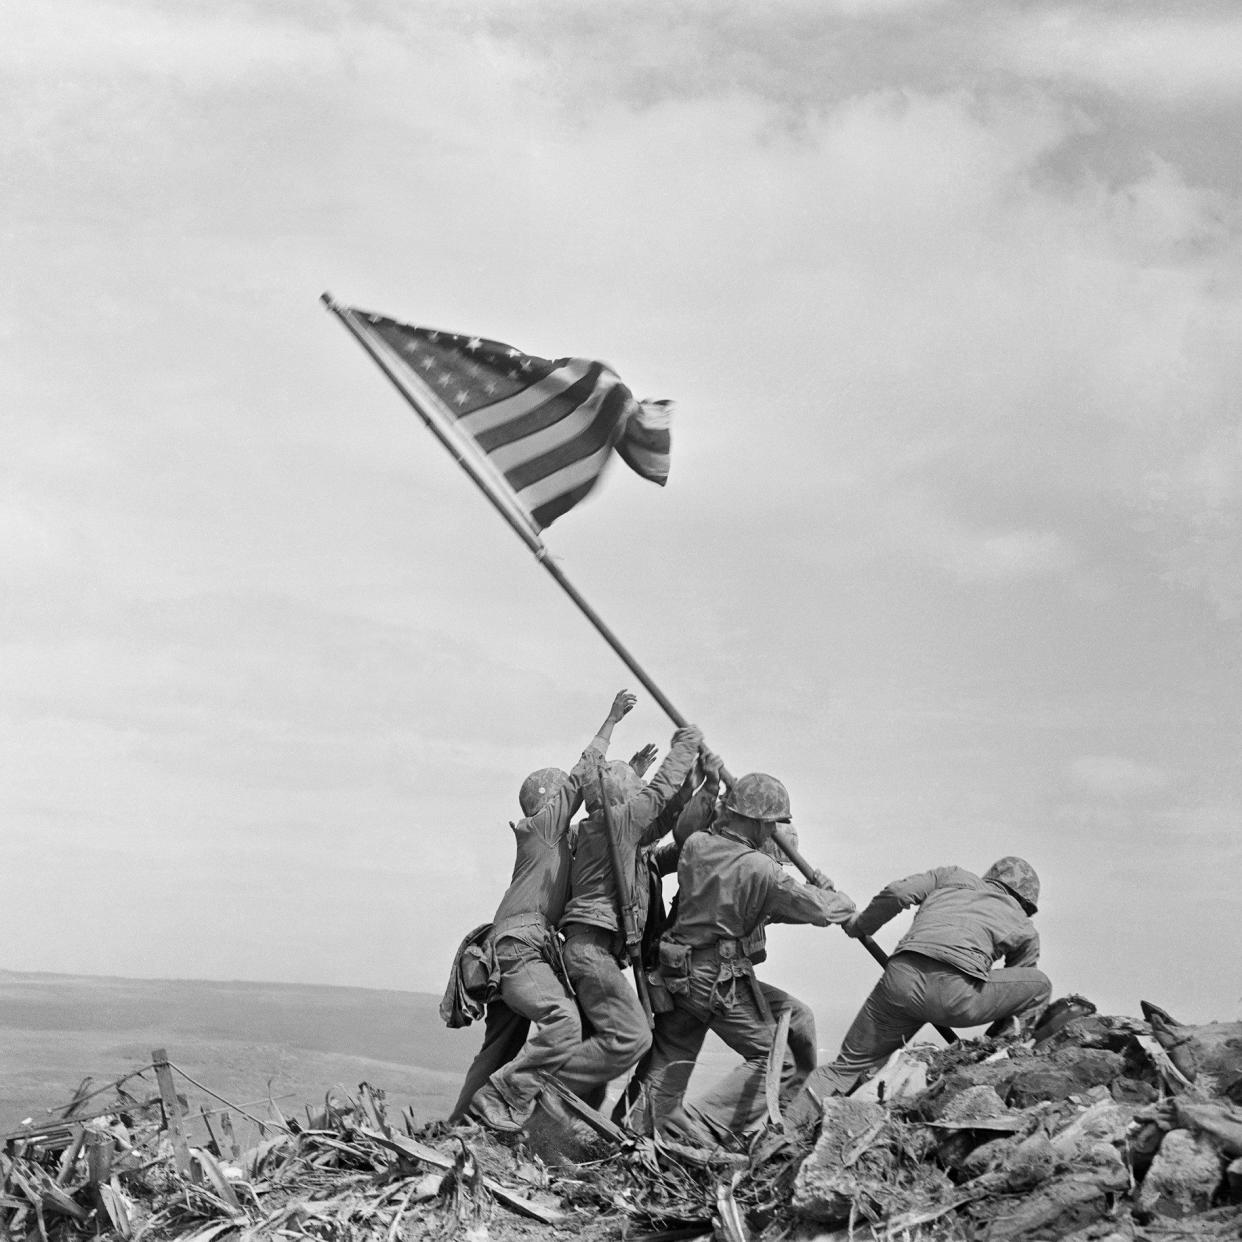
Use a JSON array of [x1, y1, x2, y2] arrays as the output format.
[[167, 1063, 291, 1134]]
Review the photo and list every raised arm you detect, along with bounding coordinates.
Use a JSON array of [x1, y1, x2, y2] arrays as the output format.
[[589, 689, 636, 754]]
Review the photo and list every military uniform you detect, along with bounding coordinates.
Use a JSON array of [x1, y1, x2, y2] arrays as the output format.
[[802, 859, 1051, 1104], [554, 726, 702, 1106], [457, 740, 608, 1130], [637, 780, 856, 1140]]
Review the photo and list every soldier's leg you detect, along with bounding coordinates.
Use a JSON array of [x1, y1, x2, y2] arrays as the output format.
[[482, 941, 583, 1120], [555, 929, 652, 1103], [448, 1000, 530, 1122], [628, 1001, 709, 1135], [686, 983, 815, 1139], [922, 962, 1052, 1030], [794, 957, 926, 1113]]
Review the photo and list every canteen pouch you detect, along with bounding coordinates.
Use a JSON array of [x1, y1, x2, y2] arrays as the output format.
[[657, 939, 693, 997], [645, 970, 676, 1014]]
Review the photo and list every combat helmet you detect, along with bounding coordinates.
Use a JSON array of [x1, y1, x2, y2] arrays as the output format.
[[587, 760, 645, 812], [723, 772, 792, 823], [984, 856, 1040, 913], [519, 767, 569, 817]]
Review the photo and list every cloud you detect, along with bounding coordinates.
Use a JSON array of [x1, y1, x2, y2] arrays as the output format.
[[991, 7, 1242, 106], [1070, 755, 1173, 799], [2, 2, 342, 84]]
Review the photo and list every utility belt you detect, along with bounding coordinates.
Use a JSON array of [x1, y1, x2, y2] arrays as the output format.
[[562, 921, 627, 965], [657, 932, 772, 1021], [492, 915, 574, 995]]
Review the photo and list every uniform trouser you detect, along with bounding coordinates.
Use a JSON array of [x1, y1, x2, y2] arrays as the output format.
[[804, 951, 1052, 1101], [633, 960, 817, 1139], [453, 937, 582, 1123], [554, 925, 652, 1108]]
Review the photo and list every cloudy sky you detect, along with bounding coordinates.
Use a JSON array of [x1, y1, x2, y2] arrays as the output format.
[[4, 0, 1240, 1045]]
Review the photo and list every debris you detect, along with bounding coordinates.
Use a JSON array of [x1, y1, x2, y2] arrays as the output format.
[[5, 1005, 1242, 1241], [1137, 1127, 1224, 1218]]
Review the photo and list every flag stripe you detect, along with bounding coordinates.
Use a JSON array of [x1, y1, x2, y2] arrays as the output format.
[[472, 364, 610, 456], [487, 378, 617, 474], [503, 383, 629, 493], [529, 478, 598, 529], [455, 359, 596, 438], [518, 442, 614, 525]]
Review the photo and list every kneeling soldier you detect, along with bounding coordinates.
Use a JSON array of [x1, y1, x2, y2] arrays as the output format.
[[799, 856, 1051, 1106]]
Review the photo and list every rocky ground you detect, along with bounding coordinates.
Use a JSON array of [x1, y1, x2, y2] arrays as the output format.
[[3, 998, 1241, 1241]]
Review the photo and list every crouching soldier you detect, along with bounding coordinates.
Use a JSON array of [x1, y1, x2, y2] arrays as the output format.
[[637, 770, 856, 1143], [797, 857, 1051, 1108], [553, 723, 704, 1108], [454, 690, 637, 1132]]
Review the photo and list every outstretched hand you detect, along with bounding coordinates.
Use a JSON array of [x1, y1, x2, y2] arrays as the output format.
[[628, 743, 658, 776], [609, 690, 638, 722]]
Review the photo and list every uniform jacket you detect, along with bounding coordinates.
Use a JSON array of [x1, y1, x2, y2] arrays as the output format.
[[665, 828, 856, 955], [853, 865, 1040, 981], [492, 737, 607, 941], [560, 729, 700, 934]]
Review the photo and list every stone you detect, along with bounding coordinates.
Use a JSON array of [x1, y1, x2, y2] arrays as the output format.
[[1050, 1099, 1135, 1164], [1137, 1127, 1224, 1218], [1001, 1134, 1057, 1190], [1007, 1049, 1126, 1107], [973, 1173, 1114, 1241], [791, 1098, 891, 1224]]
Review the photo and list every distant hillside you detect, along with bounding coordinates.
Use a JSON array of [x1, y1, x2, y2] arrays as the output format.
[[0, 969, 746, 1141], [0, 970, 473, 1136]]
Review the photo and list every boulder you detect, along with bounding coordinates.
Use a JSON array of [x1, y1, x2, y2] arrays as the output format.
[[791, 1098, 892, 1224], [1137, 1127, 1224, 1218], [973, 1172, 1117, 1241], [1007, 1049, 1126, 1107]]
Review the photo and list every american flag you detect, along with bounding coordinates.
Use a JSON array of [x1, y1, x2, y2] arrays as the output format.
[[348, 308, 672, 531]]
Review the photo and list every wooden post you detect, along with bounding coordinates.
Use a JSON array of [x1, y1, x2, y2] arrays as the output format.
[[150, 1049, 197, 1182]]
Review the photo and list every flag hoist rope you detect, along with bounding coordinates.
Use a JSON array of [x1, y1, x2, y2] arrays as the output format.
[[322, 293, 957, 1045]]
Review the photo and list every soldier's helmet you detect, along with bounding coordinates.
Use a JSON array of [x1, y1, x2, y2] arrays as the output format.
[[587, 760, 645, 812], [519, 767, 569, 817], [984, 856, 1040, 913], [723, 772, 792, 823]]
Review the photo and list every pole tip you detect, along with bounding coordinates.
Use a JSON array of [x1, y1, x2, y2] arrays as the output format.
[[319, 291, 336, 308]]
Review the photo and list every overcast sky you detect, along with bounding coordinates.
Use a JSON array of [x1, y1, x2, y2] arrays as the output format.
[[3, 0, 1240, 1046]]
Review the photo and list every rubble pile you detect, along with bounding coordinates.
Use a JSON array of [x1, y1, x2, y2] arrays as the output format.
[[4, 1000, 1242, 1242]]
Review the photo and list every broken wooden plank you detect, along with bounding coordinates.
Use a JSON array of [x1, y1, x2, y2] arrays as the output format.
[[151, 1048, 197, 1183]]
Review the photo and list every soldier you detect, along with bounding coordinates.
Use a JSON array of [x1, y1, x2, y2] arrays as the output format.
[[636, 767, 856, 1143], [554, 722, 704, 1108], [799, 857, 1051, 1105], [456, 690, 638, 1132]]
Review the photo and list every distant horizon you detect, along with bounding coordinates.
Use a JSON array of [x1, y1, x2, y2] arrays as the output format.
[[0, 964, 436, 999]]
